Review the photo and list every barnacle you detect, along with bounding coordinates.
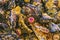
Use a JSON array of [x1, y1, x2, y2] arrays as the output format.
[[58, 0, 60, 8], [0, 0, 60, 40], [12, 6, 21, 15], [45, 1, 54, 9], [24, 0, 30, 3]]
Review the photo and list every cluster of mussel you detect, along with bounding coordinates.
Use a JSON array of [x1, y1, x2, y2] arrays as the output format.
[[0, 0, 60, 40]]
